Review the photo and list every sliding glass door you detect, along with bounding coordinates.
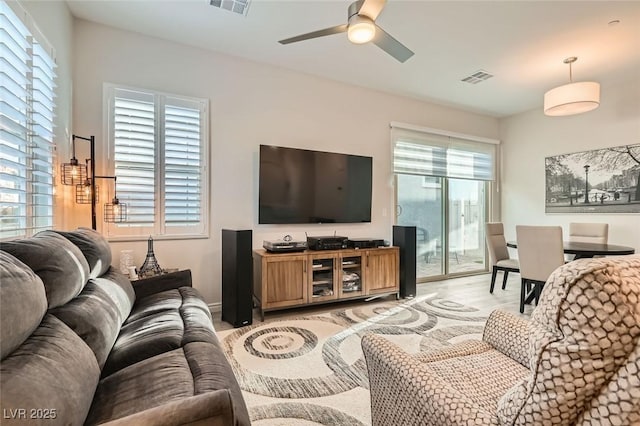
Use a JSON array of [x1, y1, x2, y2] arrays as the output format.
[[396, 174, 444, 277], [392, 125, 495, 282], [396, 175, 488, 280], [447, 178, 487, 275]]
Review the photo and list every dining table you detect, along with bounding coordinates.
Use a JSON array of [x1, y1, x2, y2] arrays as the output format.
[[506, 241, 636, 260]]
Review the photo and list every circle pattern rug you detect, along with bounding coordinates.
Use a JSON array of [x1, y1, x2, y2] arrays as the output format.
[[218, 294, 489, 425]]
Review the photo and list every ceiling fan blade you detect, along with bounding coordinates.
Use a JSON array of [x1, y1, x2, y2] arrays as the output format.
[[372, 26, 414, 63], [357, 0, 387, 20], [278, 24, 348, 45]]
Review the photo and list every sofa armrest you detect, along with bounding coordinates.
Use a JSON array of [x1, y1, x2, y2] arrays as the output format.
[[132, 269, 192, 299], [361, 334, 497, 426], [482, 309, 529, 367], [97, 389, 245, 426]]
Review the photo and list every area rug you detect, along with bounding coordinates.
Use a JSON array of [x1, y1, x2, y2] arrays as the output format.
[[218, 293, 491, 425]]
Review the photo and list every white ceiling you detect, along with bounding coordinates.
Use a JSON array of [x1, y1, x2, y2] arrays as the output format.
[[66, 0, 640, 118]]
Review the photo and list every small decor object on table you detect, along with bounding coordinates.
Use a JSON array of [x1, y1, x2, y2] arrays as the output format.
[[139, 236, 162, 278], [128, 266, 138, 281], [119, 249, 134, 274]]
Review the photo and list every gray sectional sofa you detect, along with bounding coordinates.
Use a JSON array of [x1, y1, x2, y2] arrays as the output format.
[[0, 228, 250, 425]]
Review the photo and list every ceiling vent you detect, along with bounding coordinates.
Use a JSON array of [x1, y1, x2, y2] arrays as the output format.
[[461, 70, 493, 84], [209, 0, 251, 16]]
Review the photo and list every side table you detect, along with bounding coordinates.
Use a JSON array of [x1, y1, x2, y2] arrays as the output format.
[[131, 270, 192, 299]]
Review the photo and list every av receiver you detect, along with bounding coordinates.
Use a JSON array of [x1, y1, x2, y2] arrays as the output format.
[[346, 238, 387, 249], [307, 236, 348, 251]]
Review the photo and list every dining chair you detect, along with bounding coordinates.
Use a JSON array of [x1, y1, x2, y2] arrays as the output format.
[[569, 222, 609, 244], [515, 225, 565, 313], [486, 223, 519, 293]]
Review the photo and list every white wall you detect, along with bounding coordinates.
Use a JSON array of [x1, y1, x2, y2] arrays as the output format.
[[18, 1, 74, 229], [71, 20, 499, 304], [500, 76, 640, 252]]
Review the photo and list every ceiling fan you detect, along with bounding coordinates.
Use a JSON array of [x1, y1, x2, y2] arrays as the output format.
[[278, 0, 414, 63]]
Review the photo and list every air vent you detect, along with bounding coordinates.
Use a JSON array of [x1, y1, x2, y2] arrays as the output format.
[[209, 0, 251, 16], [461, 70, 494, 84]]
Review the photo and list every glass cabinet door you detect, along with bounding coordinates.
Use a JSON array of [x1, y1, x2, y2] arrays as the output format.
[[339, 254, 364, 298], [309, 255, 338, 303]]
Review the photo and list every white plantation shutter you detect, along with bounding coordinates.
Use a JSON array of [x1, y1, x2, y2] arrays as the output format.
[[105, 85, 208, 239], [164, 101, 201, 227], [0, 1, 55, 239], [113, 90, 155, 226], [30, 41, 55, 230]]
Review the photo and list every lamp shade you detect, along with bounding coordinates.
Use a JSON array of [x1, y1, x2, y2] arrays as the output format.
[[544, 81, 600, 116], [61, 160, 87, 186], [75, 181, 98, 204], [104, 199, 127, 223], [348, 15, 376, 44]]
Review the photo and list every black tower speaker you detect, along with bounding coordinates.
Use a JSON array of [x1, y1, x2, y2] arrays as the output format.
[[393, 225, 417, 299], [222, 229, 253, 327]]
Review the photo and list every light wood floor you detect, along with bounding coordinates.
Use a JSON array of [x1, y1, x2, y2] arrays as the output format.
[[214, 270, 531, 331]]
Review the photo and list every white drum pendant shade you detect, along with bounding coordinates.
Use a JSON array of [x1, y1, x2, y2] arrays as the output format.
[[544, 81, 600, 116]]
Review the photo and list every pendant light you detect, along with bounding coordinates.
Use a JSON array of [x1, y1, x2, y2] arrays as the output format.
[[61, 136, 87, 185], [75, 160, 98, 204], [544, 57, 600, 116], [103, 176, 127, 224], [76, 179, 99, 204]]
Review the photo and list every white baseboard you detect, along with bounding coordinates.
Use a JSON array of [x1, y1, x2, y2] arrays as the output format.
[[208, 302, 221, 313]]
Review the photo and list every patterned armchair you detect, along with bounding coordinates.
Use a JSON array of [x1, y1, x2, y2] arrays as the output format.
[[362, 254, 640, 425]]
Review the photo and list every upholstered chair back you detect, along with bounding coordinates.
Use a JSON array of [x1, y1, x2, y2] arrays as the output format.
[[486, 222, 509, 265], [497, 254, 640, 425], [569, 222, 609, 244], [515, 225, 564, 283]]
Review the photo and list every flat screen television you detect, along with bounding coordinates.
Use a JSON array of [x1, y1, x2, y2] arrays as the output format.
[[259, 145, 372, 224]]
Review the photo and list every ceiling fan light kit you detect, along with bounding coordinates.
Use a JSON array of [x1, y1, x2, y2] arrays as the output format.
[[278, 0, 414, 63], [544, 57, 600, 117], [348, 15, 376, 44]]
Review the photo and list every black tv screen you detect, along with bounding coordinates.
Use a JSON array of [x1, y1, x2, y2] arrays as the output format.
[[259, 145, 372, 224]]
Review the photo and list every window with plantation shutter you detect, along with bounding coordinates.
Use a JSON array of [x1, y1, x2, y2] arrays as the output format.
[[0, 1, 56, 240], [105, 85, 208, 239]]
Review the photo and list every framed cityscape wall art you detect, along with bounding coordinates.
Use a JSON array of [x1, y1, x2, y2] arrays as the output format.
[[545, 143, 640, 213]]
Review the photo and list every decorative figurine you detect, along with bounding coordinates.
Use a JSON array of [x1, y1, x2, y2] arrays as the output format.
[[139, 236, 162, 278]]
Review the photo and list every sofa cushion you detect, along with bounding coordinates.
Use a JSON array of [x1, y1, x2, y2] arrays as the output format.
[[497, 255, 640, 425], [86, 342, 250, 426], [51, 268, 136, 368], [0, 230, 90, 308], [102, 287, 216, 377], [0, 252, 48, 360], [0, 315, 101, 425], [54, 228, 112, 278]]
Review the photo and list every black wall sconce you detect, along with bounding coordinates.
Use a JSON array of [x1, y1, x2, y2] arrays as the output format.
[[61, 135, 127, 229]]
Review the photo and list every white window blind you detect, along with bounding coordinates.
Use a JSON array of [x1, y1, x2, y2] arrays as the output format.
[[0, 1, 56, 239], [392, 126, 496, 181], [105, 85, 208, 239]]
